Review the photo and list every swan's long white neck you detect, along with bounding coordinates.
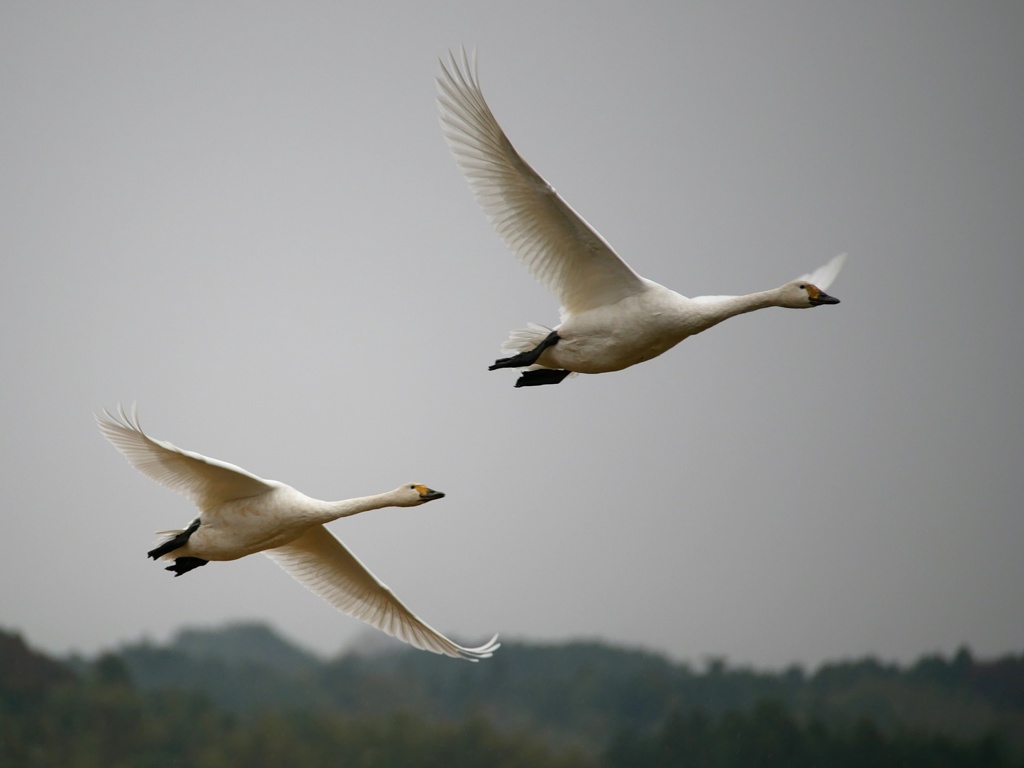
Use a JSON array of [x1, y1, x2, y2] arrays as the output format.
[[689, 288, 781, 332], [306, 490, 405, 525]]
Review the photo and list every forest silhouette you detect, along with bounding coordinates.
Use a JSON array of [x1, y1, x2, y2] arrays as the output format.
[[2, 623, 1022, 767]]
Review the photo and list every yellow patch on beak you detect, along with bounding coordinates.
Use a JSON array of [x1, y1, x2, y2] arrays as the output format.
[[413, 484, 430, 497], [806, 284, 821, 300]]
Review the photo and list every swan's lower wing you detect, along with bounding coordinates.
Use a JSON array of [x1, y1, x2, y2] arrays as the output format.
[[97, 404, 275, 510], [264, 526, 499, 661], [437, 49, 646, 316]]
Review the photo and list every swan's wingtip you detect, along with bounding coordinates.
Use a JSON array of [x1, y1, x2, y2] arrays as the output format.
[[827, 251, 848, 272], [459, 633, 501, 661], [437, 46, 479, 89], [798, 252, 848, 291], [95, 402, 139, 425]]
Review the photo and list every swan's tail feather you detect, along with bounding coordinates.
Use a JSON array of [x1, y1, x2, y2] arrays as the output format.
[[493, 323, 578, 386], [500, 323, 554, 357], [498, 323, 561, 371], [147, 518, 200, 560], [490, 326, 562, 371], [149, 530, 185, 561]]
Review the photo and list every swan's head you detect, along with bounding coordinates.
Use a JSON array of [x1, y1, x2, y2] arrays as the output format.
[[396, 483, 446, 506], [779, 280, 840, 309]]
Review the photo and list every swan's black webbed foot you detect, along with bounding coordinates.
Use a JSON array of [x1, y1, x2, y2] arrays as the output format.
[[515, 369, 572, 387], [489, 330, 560, 370], [147, 518, 201, 560], [165, 557, 209, 577]]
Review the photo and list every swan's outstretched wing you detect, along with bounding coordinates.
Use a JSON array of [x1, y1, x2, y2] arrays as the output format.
[[437, 49, 646, 317], [265, 525, 499, 661], [96, 405, 275, 511], [798, 252, 847, 291]]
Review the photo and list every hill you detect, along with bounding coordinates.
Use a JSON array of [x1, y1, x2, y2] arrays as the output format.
[[2, 623, 1022, 767], [113, 622, 1024, 755]]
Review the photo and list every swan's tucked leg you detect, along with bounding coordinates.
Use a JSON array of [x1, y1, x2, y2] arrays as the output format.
[[515, 369, 572, 387], [147, 518, 201, 560], [489, 330, 560, 371], [165, 557, 209, 577]]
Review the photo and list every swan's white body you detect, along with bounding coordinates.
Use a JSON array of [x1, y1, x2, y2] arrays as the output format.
[[437, 51, 845, 386], [97, 406, 499, 661]]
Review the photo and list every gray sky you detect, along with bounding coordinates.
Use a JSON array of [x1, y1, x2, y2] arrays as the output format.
[[2, 2, 1021, 669]]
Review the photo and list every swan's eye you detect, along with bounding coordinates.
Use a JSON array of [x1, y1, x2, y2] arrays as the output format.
[[799, 284, 807, 290]]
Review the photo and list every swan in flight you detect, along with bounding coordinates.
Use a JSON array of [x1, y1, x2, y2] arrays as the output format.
[[96, 406, 499, 661], [437, 50, 845, 387]]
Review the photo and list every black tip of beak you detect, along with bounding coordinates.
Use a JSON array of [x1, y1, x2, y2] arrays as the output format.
[[812, 291, 840, 306], [422, 490, 445, 502]]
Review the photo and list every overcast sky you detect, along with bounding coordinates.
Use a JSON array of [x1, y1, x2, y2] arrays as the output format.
[[1, 2, 1021, 670]]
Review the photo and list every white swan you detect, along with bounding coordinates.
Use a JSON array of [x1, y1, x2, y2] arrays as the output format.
[[437, 51, 845, 387], [96, 405, 499, 661]]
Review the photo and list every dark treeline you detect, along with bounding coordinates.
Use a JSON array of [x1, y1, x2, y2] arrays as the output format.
[[2, 624, 1022, 767], [607, 702, 1017, 768]]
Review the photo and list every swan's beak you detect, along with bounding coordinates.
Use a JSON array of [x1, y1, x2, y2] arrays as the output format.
[[418, 487, 446, 503], [809, 290, 840, 306]]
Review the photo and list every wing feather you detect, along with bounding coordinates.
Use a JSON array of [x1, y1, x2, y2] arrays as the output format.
[[437, 49, 646, 316], [265, 525, 499, 661], [96, 404, 274, 511], [798, 252, 847, 291]]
